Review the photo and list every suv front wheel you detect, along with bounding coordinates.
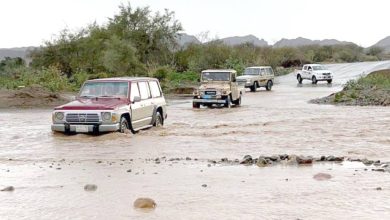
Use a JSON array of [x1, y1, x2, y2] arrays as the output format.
[[312, 76, 318, 84], [266, 80, 273, 91], [250, 82, 257, 92], [224, 96, 231, 108], [119, 117, 129, 133]]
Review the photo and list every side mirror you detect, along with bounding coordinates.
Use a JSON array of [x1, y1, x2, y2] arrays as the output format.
[[132, 96, 141, 103]]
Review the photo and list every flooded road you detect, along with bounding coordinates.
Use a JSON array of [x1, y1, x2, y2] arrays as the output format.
[[1, 61, 390, 219]]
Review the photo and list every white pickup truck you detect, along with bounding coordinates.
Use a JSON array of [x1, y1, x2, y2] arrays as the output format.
[[296, 64, 333, 84]]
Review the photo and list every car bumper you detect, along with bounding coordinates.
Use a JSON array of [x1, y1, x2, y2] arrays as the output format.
[[51, 123, 120, 133], [317, 76, 333, 80], [193, 99, 226, 104]]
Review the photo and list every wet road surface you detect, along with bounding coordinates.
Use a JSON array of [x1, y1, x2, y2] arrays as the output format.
[[1, 61, 390, 219]]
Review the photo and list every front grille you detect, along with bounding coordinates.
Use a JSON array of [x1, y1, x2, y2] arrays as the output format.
[[204, 91, 217, 95], [323, 73, 331, 76], [66, 113, 99, 123]]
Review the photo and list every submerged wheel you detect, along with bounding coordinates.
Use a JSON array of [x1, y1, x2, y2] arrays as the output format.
[[266, 80, 273, 91], [297, 75, 303, 84], [327, 79, 332, 84], [233, 96, 242, 106], [154, 111, 163, 127], [193, 102, 200, 108], [224, 96, 231, 108], [250, 82, 257, 92], [312, 76, 318, 84], [119, 117, 129, 133]]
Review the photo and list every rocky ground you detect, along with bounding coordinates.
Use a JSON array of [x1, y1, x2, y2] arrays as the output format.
[[0, 85, 73, 108]]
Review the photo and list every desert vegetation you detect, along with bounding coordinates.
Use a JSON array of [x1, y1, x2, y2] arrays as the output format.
[[0, 3, 389, 93]]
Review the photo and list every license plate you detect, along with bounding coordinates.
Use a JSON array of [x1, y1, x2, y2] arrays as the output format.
[[203, 95, 212, 99], [75, 125, 89, 133]]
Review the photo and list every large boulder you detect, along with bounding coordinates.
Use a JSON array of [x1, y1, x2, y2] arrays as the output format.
[[313, 173, 332, 181], [240, 155, 253, 165], [134, 198, 157, 209]]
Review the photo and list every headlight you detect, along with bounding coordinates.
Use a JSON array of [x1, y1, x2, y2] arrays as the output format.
[[193, 90, 199, 95], [54, 112, 64, 121], [101, 112, 111, 121], [246, 79, 251, 83]]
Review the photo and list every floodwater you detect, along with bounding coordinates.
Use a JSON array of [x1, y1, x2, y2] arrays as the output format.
[[1, 61, 390, 219]]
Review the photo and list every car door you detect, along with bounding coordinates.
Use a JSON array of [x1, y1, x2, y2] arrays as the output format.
[[259, 68, 266, 86], [303, 65, 309, 79], [230, 72, 238, 100], [129, 82, 144, 129], [137, 81, 154, 127]]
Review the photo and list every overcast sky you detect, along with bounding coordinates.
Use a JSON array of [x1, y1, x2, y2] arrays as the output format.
[[0, 0, 389, 48]]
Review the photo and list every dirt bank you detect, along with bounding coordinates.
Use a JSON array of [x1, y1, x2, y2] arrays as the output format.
[[0, 85, 73, 108], [311, 69, 390, 106]]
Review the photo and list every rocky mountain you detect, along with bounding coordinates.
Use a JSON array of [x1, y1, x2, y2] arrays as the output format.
[[371, 36, 390, 52], [176, 33, 201, 47], [0, 47, 36, 61], [274, 37, 354, 47], [220, 35, 268, 47]]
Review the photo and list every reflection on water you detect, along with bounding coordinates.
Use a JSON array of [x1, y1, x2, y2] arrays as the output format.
[[1, 61, 390, 219]]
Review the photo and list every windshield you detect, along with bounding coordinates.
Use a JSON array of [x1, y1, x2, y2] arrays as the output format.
[[202, 72, 230, 81], [244, 68, 260, 75], [79, 82, 129, 98], [312, 65, 327, 70]]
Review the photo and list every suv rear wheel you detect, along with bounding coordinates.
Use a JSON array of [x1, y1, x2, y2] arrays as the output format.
[[154, 111, 163, 127]]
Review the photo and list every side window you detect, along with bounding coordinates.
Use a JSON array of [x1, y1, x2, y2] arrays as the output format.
[[260, 68, 266, 76], [304, 66, 308, 71], [138, 81, 150, 100], [269, 68, 274, 75], [130, 82, 140, 101], [266, 68, 272, 75], [149, 81, 162, 98]]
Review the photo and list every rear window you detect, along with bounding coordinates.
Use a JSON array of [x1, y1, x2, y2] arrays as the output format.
[[149, 81, 162, 98]]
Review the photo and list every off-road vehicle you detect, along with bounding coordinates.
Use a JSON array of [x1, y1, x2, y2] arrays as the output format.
[[296, 64, 333, 84], [51, 77, 167, 134], [237, 66, 275, 92], [192, 69, 243, 108]]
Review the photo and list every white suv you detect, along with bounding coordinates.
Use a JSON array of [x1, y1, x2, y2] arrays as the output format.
[[296, 64, 333, 84]]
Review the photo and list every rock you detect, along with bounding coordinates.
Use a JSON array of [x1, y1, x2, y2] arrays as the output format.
[[133, 198, 156, 209], [286, 155, 298, 165], [279, 154, 289, 160], [376, 187, 382, 191], [372, 168, 385, 172], [207, 164, 211, 167], [362, 159, 374, 165], [127, 169, 132, 173], [202, 184, 207, 187], [1, 186, 14, 192], [326, 156, 336, 161], [313, 173, 332, 181], [221, 158, 228, 162], [256, 157, 268, 167], [240, 155, 253, 165], [296, 156, 313, 165], [265, 155, 280, 162], [320, 156, 326, 161], [185, 157, 191, 161], [155, 158, 161, 164], [84, 184, 97, 191]]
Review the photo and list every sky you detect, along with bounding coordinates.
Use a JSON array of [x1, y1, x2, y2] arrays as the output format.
[[0, 0, 389, 48]]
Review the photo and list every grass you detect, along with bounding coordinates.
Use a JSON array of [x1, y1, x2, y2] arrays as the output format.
[[332, 69, 390, 105]]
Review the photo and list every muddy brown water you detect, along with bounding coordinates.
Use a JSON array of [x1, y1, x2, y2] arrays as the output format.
[[1, 61, 390, 219]]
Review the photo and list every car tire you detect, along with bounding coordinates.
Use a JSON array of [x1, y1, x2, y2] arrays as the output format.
[[119, 116, 129, 133], [297, 75, 303, 84], [233, 96, 241, 106], [154, 111, 163, 127], [224, 96, 231, 108], [250, 82, 257, 92], [266, 80, 273, 91], [327, 79, 332, 84], [312, 76, 318, 84], [193, 102, 200, 108]]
